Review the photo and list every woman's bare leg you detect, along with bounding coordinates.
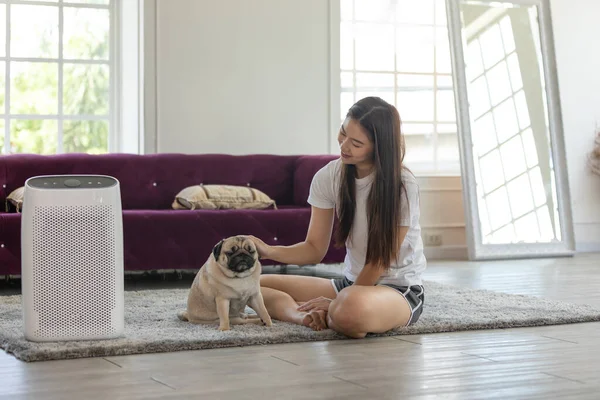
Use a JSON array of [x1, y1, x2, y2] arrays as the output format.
[[259, 287, 306, 326], [326, 285, 413, 338], [260, 274, 337, 330], [259, 274, 413, 336]]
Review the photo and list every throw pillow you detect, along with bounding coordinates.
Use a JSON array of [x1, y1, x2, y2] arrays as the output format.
[[172, 184, 277, 210], [6, 186, 24, 213]]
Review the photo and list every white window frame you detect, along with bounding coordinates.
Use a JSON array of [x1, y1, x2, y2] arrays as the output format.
[[329, 0, 460, 176], [119, 0, 147, 154], [0, 0, 144, 155], [142, 0, 156, 154]]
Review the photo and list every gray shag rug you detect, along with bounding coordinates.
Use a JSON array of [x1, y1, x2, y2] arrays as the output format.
[[2, 280, 600, 362]]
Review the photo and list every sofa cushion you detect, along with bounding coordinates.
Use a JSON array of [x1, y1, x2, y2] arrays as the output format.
[[5, 186, 24, 212], [122, 208, 344, 270], [172, 184, 277, 210], [0, 153, 298, 210], [0, 208, 346, 275], [0, 213, 21, 275]]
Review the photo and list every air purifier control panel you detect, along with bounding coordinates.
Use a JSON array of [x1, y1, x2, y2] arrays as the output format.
[[27, 175, 118, 190]]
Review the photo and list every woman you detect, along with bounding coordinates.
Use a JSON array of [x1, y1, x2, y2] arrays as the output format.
[[249, 96, 426, 338]]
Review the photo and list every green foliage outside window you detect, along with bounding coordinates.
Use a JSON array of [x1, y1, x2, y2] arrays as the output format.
[[2, 5, 110, 155]]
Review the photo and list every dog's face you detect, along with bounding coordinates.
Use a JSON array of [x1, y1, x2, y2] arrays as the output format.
[[212, 236, 259, 277]]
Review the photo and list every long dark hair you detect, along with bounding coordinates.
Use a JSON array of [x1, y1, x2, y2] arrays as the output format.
[[334, 96, 407, 270]]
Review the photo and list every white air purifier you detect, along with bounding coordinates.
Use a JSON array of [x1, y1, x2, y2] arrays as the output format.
[[21, 175, 124, 342]]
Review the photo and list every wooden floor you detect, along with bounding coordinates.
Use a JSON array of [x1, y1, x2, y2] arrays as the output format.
[[2, 253, 600, 399]]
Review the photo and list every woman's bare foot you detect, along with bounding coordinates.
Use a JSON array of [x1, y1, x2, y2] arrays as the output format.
[[301, 310, 328, 331]]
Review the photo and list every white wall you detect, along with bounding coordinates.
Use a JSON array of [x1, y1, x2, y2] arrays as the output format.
[[550, 0, 600, 252], [150, 0, 600, 257], [155, 0, 331, 155]]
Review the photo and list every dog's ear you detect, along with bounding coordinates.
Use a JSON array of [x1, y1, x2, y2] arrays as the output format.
[[212, 240, 224, 260]]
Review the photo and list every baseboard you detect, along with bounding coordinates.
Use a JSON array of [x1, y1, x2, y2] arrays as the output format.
[[422, 223, 600, 257], [423, 242, 599, 257], [424, 245, 468, 260], [574, 223, 600, 253], [576, 242, 600, 253]]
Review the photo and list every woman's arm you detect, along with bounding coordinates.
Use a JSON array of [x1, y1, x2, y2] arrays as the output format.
[[353, 226, 409, 286], [249, 206, 335, 266]]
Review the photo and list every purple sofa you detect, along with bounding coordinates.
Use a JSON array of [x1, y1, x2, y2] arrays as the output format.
[[0, 153, 344, 276]]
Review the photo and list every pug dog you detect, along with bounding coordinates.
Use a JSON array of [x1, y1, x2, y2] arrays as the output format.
[[177, 235, 273, 331]]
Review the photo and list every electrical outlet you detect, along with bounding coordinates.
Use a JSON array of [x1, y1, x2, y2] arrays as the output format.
[[423, 233, 443, 247]]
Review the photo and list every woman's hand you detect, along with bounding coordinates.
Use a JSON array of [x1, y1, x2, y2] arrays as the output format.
[[299, 297, 332, 331], [247, 235, 273, 260], [297, 296, 333, 312]]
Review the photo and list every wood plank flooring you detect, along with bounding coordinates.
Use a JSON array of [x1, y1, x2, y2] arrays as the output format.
[[2, 253, 600, 399]]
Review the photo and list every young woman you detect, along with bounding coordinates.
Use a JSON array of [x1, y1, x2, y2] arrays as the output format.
[[249, 96, 426, 339]]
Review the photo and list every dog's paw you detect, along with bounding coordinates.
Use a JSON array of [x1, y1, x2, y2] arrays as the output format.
[[177, 311, 189, 322], [218, 325, 231, 331], [262, 318, 273, 327]]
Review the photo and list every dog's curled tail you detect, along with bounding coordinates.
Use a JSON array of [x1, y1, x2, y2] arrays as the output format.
[[177, 311, 189, 321]]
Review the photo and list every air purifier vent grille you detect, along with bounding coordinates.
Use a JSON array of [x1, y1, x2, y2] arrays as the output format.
[[32, 204, 117, 338]]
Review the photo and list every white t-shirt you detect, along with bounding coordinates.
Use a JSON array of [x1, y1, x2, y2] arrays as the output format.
[[307, 158, 426, 287]]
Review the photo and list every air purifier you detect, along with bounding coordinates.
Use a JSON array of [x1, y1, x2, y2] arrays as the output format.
[[21, 175, 124, 342]]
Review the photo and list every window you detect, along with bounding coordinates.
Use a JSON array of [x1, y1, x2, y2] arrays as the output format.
[[336, 0, 459, 174], [0, 0, 116, 155]]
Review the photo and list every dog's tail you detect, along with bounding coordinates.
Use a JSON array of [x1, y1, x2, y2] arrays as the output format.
[[177, 311, 189, 321]]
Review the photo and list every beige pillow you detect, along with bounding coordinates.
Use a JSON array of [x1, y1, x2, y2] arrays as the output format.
[[6, 186, 24, 213], [172, 184, 277, 210]]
